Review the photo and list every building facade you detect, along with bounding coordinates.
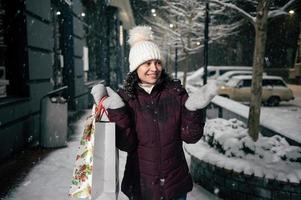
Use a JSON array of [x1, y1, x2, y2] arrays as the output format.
[[0, 0, 134, 161]]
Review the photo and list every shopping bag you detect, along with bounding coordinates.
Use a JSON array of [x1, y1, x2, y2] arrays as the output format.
[[93, 122, 119, 200], [69, 112, 95, 199], [69, 97, 119, 200]]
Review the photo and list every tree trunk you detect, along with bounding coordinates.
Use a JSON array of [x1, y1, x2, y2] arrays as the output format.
[[248, 0, 270, 141]]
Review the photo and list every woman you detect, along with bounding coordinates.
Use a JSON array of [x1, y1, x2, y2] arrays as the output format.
[[91, 26, 217, 200]]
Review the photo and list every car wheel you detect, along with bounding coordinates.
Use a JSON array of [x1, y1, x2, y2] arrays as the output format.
[[267, 96, 280, 106]]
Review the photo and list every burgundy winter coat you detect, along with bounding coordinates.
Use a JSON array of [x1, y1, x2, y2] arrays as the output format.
[[107, 80, 205, 200]]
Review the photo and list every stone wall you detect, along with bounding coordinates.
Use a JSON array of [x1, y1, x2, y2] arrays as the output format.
[[190, 155, 301, 200]]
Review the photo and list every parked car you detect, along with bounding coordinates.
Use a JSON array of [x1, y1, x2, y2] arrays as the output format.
[[187, 66, 253, 87], [216, 70, 267, 85], [218, 75, 294, 106]]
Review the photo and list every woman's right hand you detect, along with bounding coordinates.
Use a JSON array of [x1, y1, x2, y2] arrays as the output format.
[[90, 83, 107, 104], [102, 87, 125, 109]]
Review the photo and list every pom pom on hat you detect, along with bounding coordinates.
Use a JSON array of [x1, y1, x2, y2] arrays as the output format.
[[128, 26, 154, 47], [128, 26, 162, 72]]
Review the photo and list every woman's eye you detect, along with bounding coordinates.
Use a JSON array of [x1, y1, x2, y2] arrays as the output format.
[[155, 61, 161, 66]]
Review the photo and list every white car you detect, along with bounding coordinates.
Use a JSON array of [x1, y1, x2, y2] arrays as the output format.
[[217, 70, 267, 85], [187, 66, 252, 87]]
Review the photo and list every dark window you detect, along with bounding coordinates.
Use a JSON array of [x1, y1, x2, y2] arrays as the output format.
[[262, 79, 271, 87], [242, 79, 252, 87], [51, 6, 65, 89], [0, 1, 8, 97], [208, 70, 216, 77], [1, 0, 28, 98], [271, 79, 286, 87], [263, 79, 286, 87], [219, 70, 228, 75]]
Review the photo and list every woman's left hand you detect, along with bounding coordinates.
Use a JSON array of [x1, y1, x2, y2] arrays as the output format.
[[185, 80, 218, 111]]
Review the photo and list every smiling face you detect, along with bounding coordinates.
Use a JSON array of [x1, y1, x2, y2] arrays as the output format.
[[136, 59, 163, 85]]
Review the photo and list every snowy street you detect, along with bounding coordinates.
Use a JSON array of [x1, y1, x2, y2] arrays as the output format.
[[0, 110, 220, 200], [1, 0, 300, 199], [0, 84, 300, 200]]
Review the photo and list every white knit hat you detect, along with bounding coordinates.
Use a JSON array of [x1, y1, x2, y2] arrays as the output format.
[[128, 26, 162, 72]]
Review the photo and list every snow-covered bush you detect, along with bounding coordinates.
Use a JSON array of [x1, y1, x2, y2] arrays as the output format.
[[203, 118, 301, 163]]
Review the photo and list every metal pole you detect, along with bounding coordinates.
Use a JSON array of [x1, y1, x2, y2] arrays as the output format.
[[174, 15, 178, 80], [203, 1, 209, 85], [174, 44, 178, 79]]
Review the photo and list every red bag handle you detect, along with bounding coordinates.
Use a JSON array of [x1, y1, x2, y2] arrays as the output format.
[[95, 96, 108, 121]]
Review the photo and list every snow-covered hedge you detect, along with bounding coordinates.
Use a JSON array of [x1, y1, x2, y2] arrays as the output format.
[[185, 118, 301, 183], [203, 118, 301, 164]]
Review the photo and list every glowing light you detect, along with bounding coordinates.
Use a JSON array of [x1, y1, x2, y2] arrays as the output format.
[[119, 25, 124, 46]]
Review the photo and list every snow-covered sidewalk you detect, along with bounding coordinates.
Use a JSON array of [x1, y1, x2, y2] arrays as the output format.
[[1, 110, 219, 200]]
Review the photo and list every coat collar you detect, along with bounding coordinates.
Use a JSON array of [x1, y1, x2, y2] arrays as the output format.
[[136, 78, 167, 96]]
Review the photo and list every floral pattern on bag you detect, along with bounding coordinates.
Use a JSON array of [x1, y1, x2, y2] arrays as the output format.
[[69, 97, 108, 199], [69, 111, 95, 199]]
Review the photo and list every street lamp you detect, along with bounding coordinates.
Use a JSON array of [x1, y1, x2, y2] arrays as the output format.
[[173, 16, 178, 79], [289, 10, 295, 15], [174, 43, 178, 79], [169, 23, 174, 28], [203, 1, 209, 85], [151, 8, 156, 17]]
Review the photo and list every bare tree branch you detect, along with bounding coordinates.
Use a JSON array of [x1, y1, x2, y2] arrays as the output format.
[[210, 0, 256, 26], [268, 0, 299, 19]]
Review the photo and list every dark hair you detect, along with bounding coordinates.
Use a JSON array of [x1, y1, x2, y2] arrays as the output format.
[[123, 70, 171, 98]]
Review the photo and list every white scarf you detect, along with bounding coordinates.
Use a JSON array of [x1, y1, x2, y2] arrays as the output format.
[[138, 83, 155, 94]]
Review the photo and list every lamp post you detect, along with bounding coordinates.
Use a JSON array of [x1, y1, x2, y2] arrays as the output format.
[[174, 16, 178, 79], [174, 44, 178, 79], [203, 0, 209, 85]]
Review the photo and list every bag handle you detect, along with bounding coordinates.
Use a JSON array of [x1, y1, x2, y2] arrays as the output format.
[[95, 96, 108, 121]]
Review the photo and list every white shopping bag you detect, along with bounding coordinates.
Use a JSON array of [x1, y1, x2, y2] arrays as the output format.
[[93, 122, 119, 200], [69, 103, 119, 200]]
